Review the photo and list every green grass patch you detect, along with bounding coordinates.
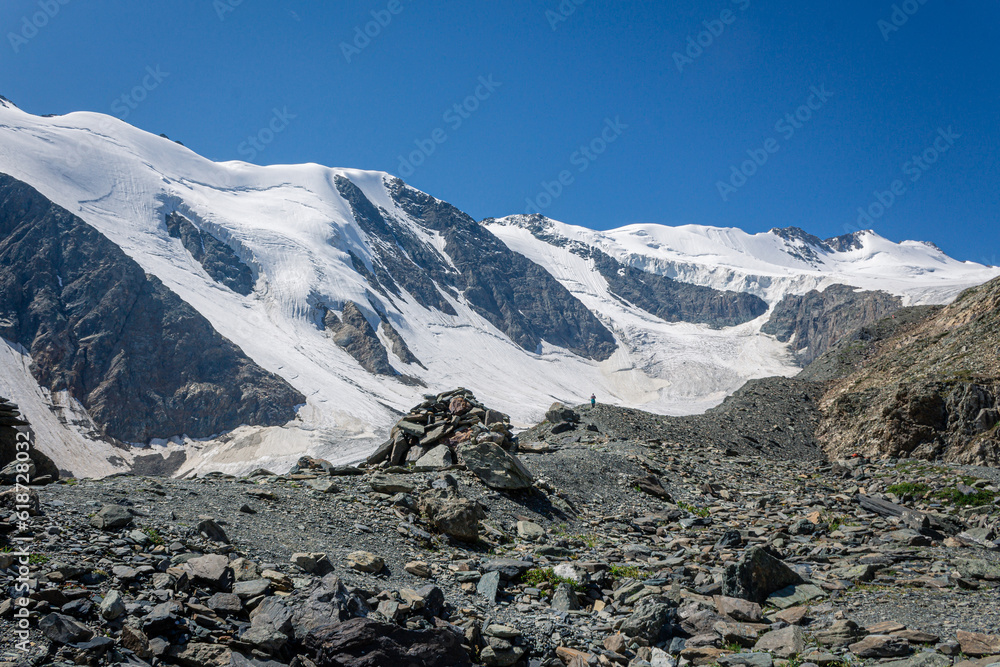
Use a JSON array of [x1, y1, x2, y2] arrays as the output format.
[[887, 482, 930, 497], [676, 501, 710, 518], [934, 487, 998, 507], [609, 564, 649, 581], [142, 527, 166, 546], [521, 567, 583, 591]]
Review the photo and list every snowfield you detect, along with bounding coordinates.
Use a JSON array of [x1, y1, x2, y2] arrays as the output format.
[[0, 99, 996, 477]]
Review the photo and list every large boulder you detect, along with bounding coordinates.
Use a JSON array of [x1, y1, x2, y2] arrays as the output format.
[[419, 491, 482, 542], [291, 575, 370, 639], [304, 617, 471, 667], [457, 441, 533, 491], [722, 546, 804, 604], [90, 505, 133, 530], [620, 597, 676, 643], [545, 402, 580, 424], [39, 613, 94, 644]]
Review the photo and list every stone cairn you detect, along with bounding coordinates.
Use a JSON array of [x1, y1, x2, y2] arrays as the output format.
[[0, 395, 29, 431], [366, 388, 515, 469]]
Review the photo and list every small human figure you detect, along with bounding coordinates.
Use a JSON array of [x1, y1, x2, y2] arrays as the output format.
[[590, 393, 596, 408]]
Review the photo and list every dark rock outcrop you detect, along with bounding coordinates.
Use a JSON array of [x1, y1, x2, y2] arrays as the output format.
[[0, 173, 304, 443], [335, 175, 458, 315], [589, 247, 768, 328], [324, 301, 397, 376], [818, 276, 1000, 465], [379, 320, 423, 367], [387, 180, 618, 361], [492, 215, 768, 328], [763, 284, 903, 365], [304, 617, 471, 667], [799, 305, 941, 382], [165, 212, 254, 295], [722, 546, 804, 604]]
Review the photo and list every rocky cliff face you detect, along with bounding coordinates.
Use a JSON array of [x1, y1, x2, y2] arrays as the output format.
[[0, 173, 305, 443], [491, 214, 769, 328], [588, 247, 768, 328], [798, 305, 941, 382], [817, 277, 1000, 465], [385, 180, 619, 361], [165, 212, 254, 296], [324, 301, 397, 377], [762, 284, 903, 365]]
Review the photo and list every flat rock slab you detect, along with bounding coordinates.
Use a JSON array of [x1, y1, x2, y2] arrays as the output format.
[[304, 617, 471, 667], [719, 653, 774, 667], [39, 613, 94, 644], [754, 625, 805, 658], [959, 631, 1000, 657], [369, 474, 415, 494], [766, 583, 825, 609], [714, 595, 763, 623], [882, 654, 954, 667], [346, 551, 384, 574], [849, 635, 913, 658]]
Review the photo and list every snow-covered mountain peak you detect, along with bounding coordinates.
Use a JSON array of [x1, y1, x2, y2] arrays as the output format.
[[0, 102, 997, 478]]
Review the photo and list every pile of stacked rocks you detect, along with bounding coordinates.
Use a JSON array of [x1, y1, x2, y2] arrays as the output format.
[[0, 394, 58, 485], [367, 388, 516, 469]]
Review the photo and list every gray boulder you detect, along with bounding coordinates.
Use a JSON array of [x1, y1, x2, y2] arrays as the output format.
[[545, 402, 580, 423], [39, 613, 94, 644], [457, 441, 533, 491], [620, 597, 676, 642], [722, 546, 804, 604], [413, 445, 454, 471], [551, 583, 580, 612], [303, 617, 471, 667], [90, 505, 133, 530], [419, 492, 481, 542]]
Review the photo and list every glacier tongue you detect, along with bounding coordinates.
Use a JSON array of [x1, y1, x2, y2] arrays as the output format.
[[0, 101, 997, 477]]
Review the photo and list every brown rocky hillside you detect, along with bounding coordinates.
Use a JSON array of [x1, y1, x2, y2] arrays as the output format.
[[817, 275, 1000, 465]]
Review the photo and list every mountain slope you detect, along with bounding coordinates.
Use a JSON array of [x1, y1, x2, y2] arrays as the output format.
[[0, 98, 996, 476], [817, 277, 1000, 465], [761, 284, 903, 365], [0, 173, 305, 443]]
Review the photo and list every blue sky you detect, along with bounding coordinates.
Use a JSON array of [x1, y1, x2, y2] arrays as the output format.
[[2, 0, 998, 262]]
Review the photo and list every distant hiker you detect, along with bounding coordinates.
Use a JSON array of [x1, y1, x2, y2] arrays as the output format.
[[590, 393, 596, 408]]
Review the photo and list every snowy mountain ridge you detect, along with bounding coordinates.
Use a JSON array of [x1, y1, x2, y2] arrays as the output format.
[[486, 215, 992, 306], [0, 99, 996, 478]]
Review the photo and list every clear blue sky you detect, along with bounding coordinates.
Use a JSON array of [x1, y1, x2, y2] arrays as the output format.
[[2, 0, 998, 262]]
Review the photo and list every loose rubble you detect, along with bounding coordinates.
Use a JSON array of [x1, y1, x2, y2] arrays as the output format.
[[2, 395, 1000, 667]]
